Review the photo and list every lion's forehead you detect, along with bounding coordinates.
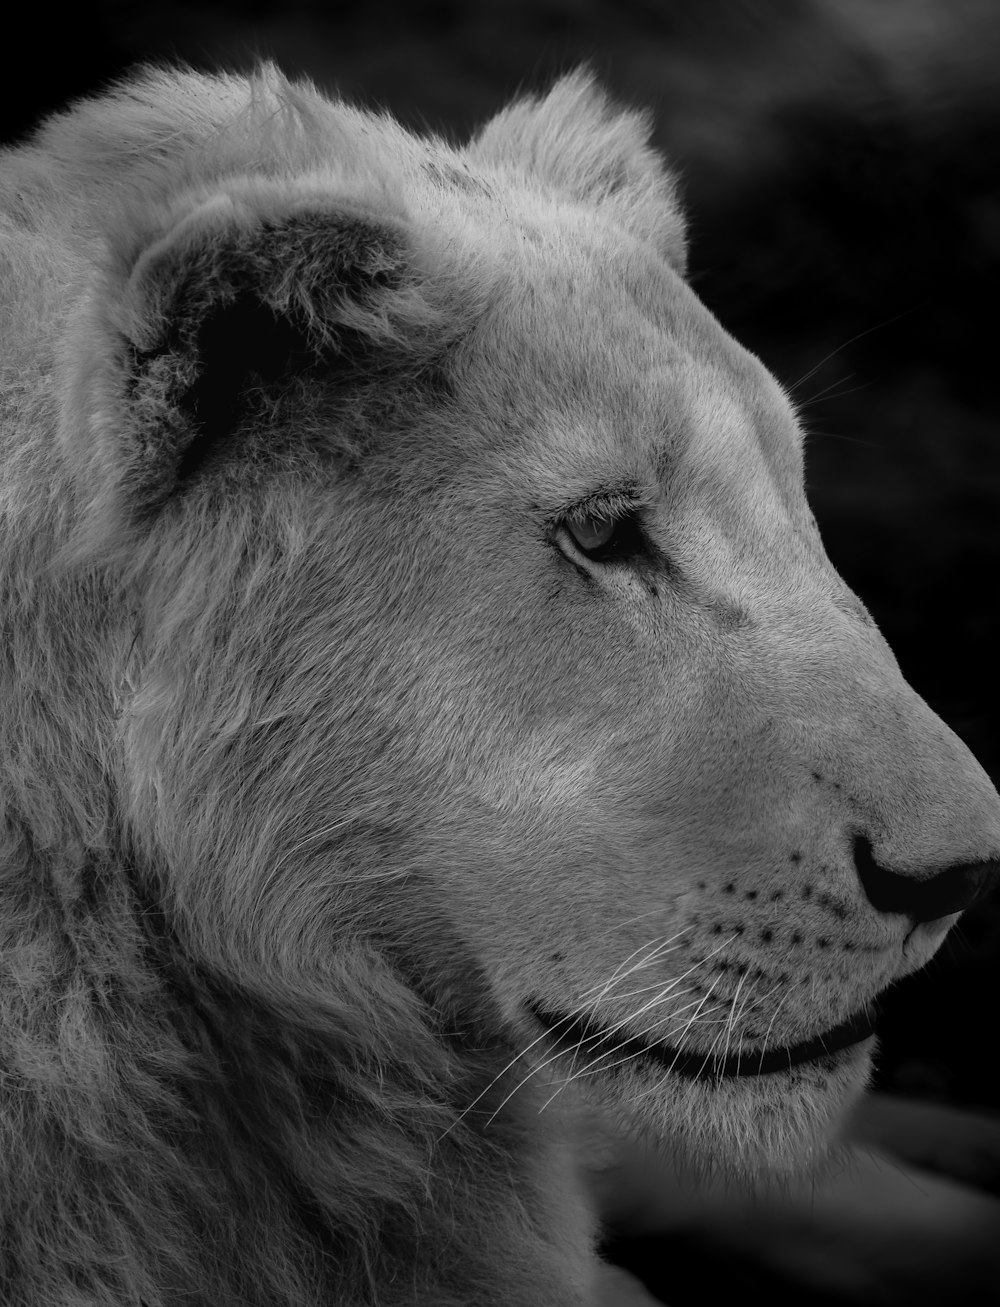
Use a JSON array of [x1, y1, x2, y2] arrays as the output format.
[[446, 241, 806, 554], [430, 201, 802, 484]]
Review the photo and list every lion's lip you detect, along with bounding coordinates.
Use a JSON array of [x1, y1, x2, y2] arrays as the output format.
[[527, 1000, 877, 1080]]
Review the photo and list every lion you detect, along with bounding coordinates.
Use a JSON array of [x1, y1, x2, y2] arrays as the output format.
[[1, 63, 998, 1307]]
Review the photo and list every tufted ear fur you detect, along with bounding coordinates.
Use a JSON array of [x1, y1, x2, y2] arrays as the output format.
[[62, 181, 442, 539], [469, 70, 686, 270]]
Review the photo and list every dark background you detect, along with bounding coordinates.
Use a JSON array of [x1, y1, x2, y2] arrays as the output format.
[[7, 0, 998, 1115]]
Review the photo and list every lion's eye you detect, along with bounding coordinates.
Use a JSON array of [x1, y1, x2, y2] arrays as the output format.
[[566, 511, 616, 554], [563, 508, 644, 561]]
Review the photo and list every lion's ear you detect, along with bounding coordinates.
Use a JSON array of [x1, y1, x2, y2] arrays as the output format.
[[67, 183, 426, 517], [468, 70, 686, 270]]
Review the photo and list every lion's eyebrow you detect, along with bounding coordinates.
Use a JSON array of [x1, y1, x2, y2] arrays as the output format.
[[546, 478, 659, 526]]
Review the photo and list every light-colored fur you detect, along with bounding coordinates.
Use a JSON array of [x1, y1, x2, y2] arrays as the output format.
[[1, 64, 998, 1306]]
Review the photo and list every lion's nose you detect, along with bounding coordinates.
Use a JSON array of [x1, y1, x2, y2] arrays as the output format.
[[853, 835, 1000, 923]]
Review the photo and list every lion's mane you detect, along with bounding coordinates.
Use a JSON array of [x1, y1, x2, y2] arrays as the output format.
[[0, 65, 619, 1307]]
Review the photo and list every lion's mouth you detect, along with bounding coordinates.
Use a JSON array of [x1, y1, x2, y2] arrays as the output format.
[[527, 1000, 877, 1080]]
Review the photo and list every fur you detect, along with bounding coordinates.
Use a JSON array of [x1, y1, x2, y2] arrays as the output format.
[[2, 64, 999, 1306]]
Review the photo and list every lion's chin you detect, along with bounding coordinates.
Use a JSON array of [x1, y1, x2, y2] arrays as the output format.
[[643, 1042, 872, 1187], [528, 1012, 874, 1189]]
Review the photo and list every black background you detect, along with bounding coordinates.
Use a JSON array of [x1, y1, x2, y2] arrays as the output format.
[[7, 0, 998, 1114]]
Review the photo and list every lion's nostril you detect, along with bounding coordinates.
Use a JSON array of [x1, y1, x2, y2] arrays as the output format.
[[853, 835, 1000, 923]]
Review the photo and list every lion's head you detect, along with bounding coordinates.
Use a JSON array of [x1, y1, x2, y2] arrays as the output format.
[[3, 63, 999, 1304]]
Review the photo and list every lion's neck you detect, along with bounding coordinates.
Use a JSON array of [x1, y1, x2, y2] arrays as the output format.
[[0, 851, 595, 1306]]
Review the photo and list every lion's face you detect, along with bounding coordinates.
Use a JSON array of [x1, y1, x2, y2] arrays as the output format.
[[351, 212, 1000, 1177], [54, 70, 1000, 1185]]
